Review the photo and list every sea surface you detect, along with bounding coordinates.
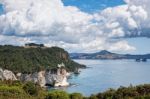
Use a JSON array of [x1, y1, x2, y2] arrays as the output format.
[[51, 59, 150, 96], [64, 59, 150, 96]]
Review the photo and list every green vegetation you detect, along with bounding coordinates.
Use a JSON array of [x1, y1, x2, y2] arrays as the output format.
[[0, 80, 150, 99], [0, 45, 85, 73], [23, 81, 38, 96], [45, 90, 70, 99], [0, 80, 47, 99], [70, 93, 83, 99]]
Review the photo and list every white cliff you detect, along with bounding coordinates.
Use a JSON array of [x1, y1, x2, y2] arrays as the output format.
[[0, 63, 70, 87], [0, 68, 17, 80], [45, 67, 69, 87], [54, 76, 69, 87], [18, 71, 46, 87], [0, 68, 4, 80]]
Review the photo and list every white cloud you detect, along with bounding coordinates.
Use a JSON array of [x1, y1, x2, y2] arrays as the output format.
[[109, 40, 136, 52], [1, 0, 149, 53]]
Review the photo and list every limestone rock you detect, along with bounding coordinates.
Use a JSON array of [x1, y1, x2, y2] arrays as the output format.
[[0, 66, 70, 87], [0, 68, 4, 80], [45, 67, 69, 87], [2, 69, 17, 80]]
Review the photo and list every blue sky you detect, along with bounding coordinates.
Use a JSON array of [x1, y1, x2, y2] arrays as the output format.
[[0, 0, 150, 54], [126, 38, 150, 54], [0, 4, 3, 14], [63, 0, 125, 13]]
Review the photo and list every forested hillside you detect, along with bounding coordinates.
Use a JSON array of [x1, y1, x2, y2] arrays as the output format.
[[0, 45, 85, 73]]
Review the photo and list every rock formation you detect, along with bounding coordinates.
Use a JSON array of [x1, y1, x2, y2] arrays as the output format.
[[0, 68, 17, 80], [45, 64, 69, 87], [0, 63, 70, 87]]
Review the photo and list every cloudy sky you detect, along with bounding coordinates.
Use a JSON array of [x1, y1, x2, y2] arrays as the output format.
[[0, 0, 150, 54]]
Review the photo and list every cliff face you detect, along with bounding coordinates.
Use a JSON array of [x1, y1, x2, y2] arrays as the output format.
[[0, 68, 17, 80], [0, 66, 70, 87], [45, 67, 69, 87]]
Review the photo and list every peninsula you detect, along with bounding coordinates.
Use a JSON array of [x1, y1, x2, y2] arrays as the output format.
[[0, 43, 85, 87]]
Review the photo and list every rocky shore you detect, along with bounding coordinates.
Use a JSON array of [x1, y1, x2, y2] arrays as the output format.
[[0, 63, 70, 87]]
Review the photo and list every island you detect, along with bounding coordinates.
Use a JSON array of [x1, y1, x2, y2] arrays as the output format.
[[70, 50, 150, 60]]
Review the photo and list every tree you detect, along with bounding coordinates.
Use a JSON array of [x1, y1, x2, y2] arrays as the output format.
[[23, 81, 38, 95], [70, 93, 83, 99], [89, 95, 98, 99], [45, 90, 70, 99]]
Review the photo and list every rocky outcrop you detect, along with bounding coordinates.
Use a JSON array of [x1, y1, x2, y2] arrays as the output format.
[[18, 71, 46, 87], [0, 68, 4, 80], [0, 68, 17, 80], [45, 66, 69, 87], [0, 64, 70, 87]]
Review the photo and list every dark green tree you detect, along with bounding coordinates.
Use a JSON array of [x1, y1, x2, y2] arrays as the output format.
[[23, 81, 38, 96], [45, 90, 70, 99], [70, 93, 83, 99]]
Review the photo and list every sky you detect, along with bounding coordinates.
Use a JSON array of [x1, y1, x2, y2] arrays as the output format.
[[0, 4, 3, 14], [0, 0, 150, 54], [63, 0, 125, 13]]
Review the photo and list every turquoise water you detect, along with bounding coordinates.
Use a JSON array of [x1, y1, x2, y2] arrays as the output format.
[[65, 59, 150, 96]]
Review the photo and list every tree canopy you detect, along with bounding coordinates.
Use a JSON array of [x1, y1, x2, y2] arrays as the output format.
[[0, 45, 85, 73]]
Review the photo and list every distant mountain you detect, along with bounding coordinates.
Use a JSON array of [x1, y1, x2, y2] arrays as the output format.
[[70, 50, 150, 60]]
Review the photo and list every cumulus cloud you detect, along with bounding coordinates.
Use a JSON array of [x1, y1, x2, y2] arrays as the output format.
[[94, 4, 148, 38], [0, 0, 149, 52]]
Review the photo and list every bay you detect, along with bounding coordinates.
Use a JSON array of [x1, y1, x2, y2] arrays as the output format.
[[65, 59, 150, 96]]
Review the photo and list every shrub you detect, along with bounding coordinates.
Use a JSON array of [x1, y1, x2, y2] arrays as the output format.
[[102, 88, 116, 99], [70, 93, 83, 99], [12, 80, 22, 86], [89, 95, 98, 99], [0, 85, 23, 96], [23, 81, 38, 96], [45, 90, 69, 99]]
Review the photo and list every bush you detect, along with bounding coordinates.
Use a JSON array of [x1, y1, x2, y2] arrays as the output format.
[[45, 90, 70, 99], [102, 88, 116, 99], [89, 95, 98, 99], [23, 81, 38, 96], [70, 93, 83, 99], [12, 80, 22, 86], [0, 85, 23, 96]]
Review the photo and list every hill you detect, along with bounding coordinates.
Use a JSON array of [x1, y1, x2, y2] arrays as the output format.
[[70, 50, 150, 60], [0, 44, 85, 73]]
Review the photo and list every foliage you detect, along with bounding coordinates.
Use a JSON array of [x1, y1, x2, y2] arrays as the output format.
[[45, 90, 70, 99], [89, 95, 98, 99], [0, 80, 46, 99], [23, 81, 38, 96], [0, 86, 23, 95], [70, 93, 83, 99], [0, 45, 85, 73], [0, 81, 150, 99], [95, 84, 150, 99]]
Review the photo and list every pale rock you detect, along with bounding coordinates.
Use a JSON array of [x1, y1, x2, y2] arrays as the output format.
[[37, 71, 46, 87], [0, 68, 4, 80], [45, 68, 70, 87], [2, 70, 17, 80], [19, 71, 46, 87], [54, 76, 69, 87], [0, 66, 69, 87]]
